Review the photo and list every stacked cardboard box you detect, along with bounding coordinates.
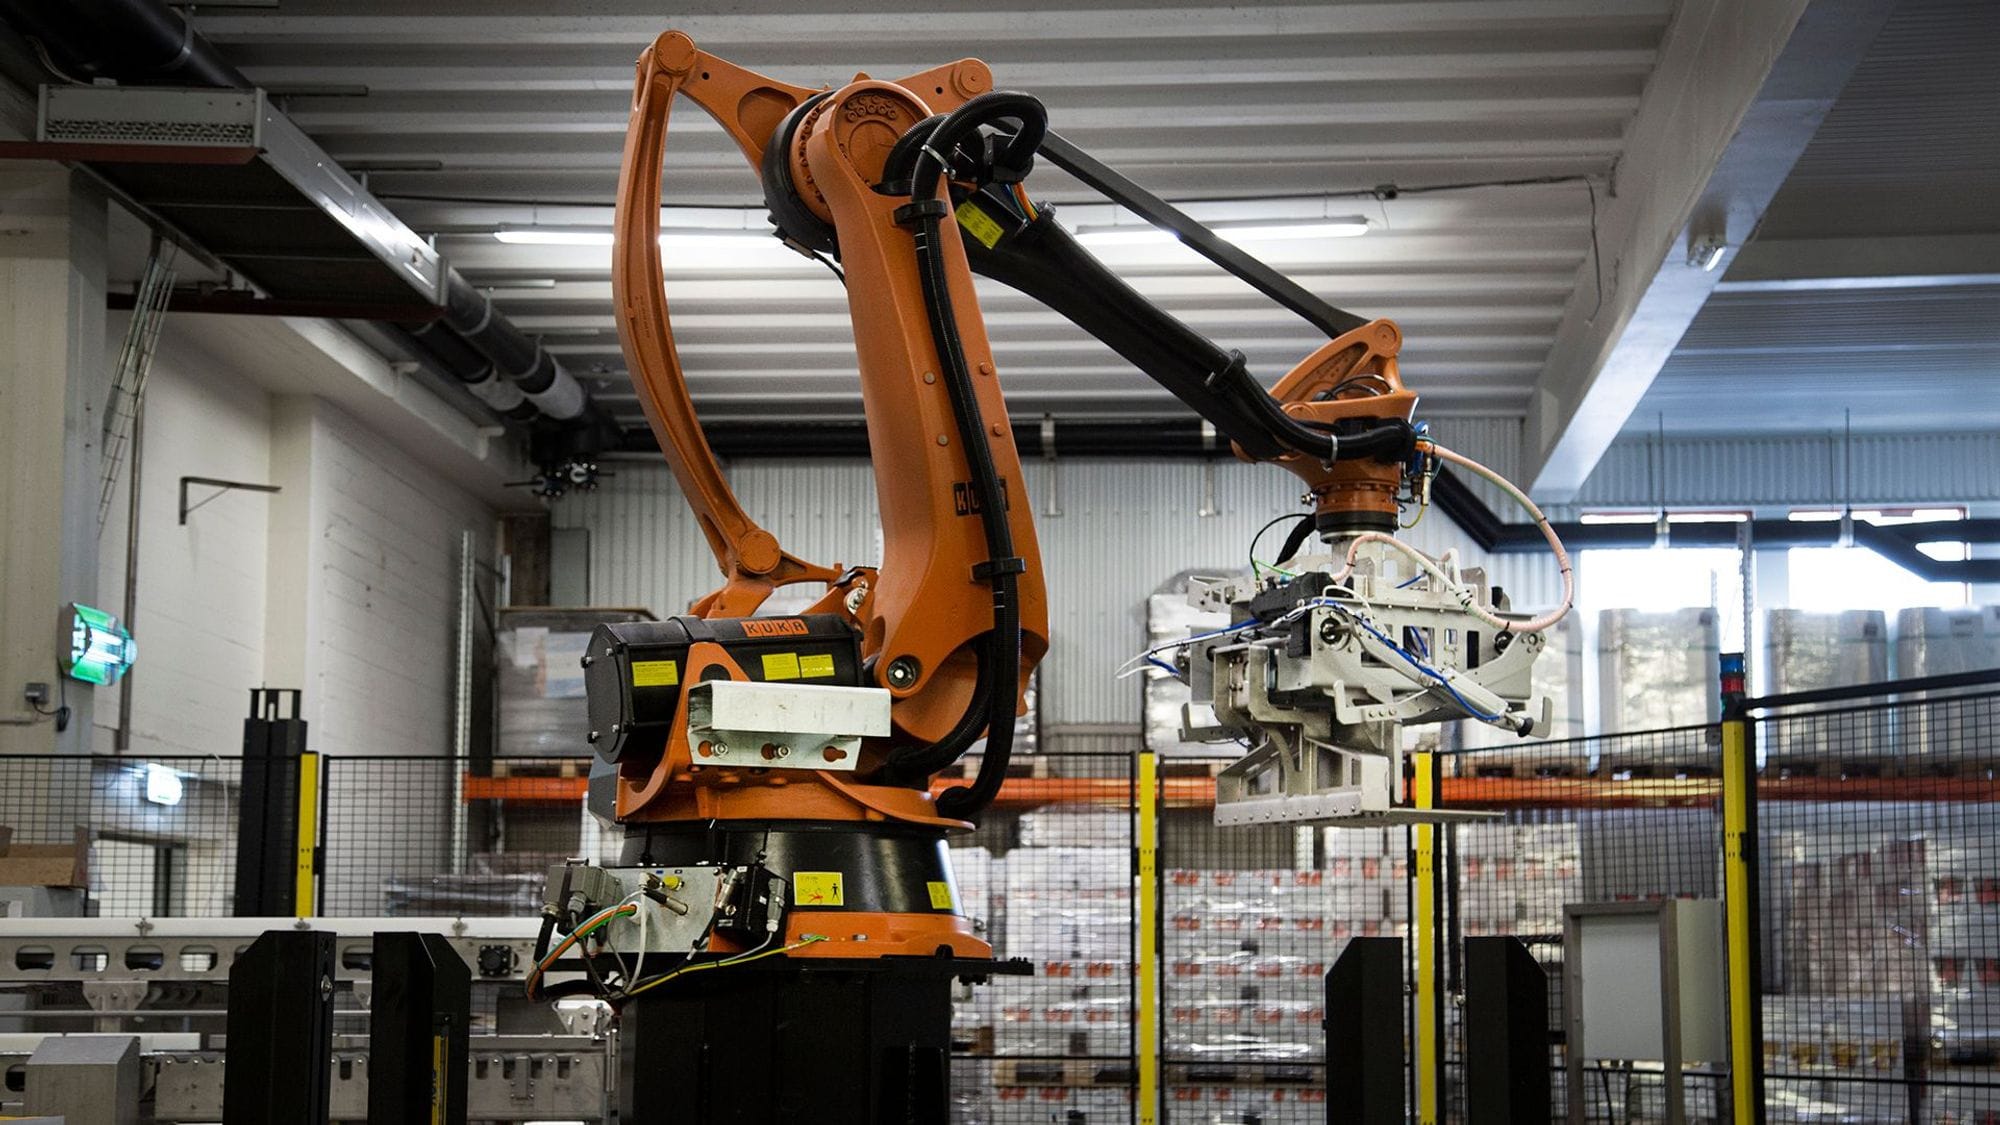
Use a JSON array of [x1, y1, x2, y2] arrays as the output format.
[[1597, 608, 1721, 738], [1773, 831, 1931, 997], [495, 608, 653, 758], [1164, 1082, 1327, 1124], [1001, 846, 1133, 962], [1017, 808, 1130, 848], [1456, 823, 1580, 937], [1163, 831, 1409, 1063], [1896, 607, 2000, 764], [952, 843, 1134, 1063], [1928, 837, 2000, 1069], [1765, 609, 1891, 763]]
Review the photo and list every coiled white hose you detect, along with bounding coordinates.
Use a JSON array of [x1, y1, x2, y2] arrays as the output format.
[[1330, 441, 1573, 634]]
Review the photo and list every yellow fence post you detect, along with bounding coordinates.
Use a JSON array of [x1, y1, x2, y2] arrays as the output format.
[[1720, 717, 1763, 1123], [1413, 750, 1439, 1125], [1137, 749, 1160, 1125], [294, 750, 320, 917]]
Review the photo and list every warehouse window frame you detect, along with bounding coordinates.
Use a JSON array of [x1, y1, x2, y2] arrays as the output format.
[[1784, 506, 1970, 613]]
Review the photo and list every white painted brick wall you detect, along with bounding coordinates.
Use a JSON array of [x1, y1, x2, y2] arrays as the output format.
[[307, 400, 491, 757], [88, 318, 499, 914], [95, 325, 271, 758], [307, 401, 494, 910]]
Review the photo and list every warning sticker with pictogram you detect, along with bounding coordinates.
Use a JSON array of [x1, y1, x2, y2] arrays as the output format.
[[793, 871, 844, 906]]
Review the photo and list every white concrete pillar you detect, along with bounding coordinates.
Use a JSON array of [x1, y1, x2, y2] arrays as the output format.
[[261, 394, 327, 732], [0, 166, 109, 755]]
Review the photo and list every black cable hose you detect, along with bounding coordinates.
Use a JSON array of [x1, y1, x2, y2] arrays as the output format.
[[532, 913, 557, 964], [892, 91, 1047, 817], [1276, 515, 1317, 566], [915, 208, 1021, 817], [885, 646, 993, 779]]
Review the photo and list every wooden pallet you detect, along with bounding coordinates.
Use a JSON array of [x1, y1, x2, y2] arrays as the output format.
[[1595, 761, 1720, 780], [1933, 1039, 2000, 1068], [1459, 757, 1590, 780], [1161, 759, 1233, 779], [991, 1058, 1137, 1087], [932, 756, 1055, 782], [1163, 1063, 1325, 1086], [953, 1026, 996, 1055], [488, 758, 589, 780], [1890, 757, 1999, 781]]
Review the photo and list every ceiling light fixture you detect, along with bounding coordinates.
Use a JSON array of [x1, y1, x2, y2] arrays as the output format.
[[1073, 217, 1370, 248], [1688, 235, 1727, 272], [493, 228, 613, 246], [493, 227, 813, 269]]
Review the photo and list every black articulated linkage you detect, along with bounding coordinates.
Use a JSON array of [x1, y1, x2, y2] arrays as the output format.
[[1034, 132, 1369, 341], [950, 129, 1413, 468]]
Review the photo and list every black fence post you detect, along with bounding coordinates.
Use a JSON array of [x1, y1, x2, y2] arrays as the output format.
[[234, 688, 306, 916]]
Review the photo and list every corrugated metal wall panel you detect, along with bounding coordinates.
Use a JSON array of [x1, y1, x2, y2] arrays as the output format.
[[566, 443, 1561, 726], [1575, 432, 2000, 507], [1427, 415, 1525, 513]]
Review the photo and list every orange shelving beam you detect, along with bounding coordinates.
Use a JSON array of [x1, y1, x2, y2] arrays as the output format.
[[458, 770, 2000, 809]]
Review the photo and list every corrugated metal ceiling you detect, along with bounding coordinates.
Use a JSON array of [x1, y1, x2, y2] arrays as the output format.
[[189, 0, 1680, 427], [1632, 0, 2000, 438]]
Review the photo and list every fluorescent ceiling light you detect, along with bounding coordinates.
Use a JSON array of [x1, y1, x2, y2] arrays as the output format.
[[1223, 219, 1371, 240], [493, 228, 613, 246], [493, 228, 771, 250], [1074, 217, 1370, 248], [1073, 227, 1178, 247], [493, 227, 816, 269]]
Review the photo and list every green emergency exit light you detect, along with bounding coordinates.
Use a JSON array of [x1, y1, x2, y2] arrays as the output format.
[[62, 602, 137, 685]]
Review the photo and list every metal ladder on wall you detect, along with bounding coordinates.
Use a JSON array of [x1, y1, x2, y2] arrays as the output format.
[[97, 240, 178, 533]]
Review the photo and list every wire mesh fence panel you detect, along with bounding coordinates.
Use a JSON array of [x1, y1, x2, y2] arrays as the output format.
[[948, 750, 1137, 1124], [1441, 724, 1726, 1123], [320, 755, 562, 917], [1157, 755, 1377, 1124], [1758, 691, 2000, 1125], [0, 754, 239, 917]]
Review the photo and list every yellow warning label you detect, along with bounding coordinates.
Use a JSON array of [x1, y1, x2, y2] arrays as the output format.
[[631, 660, 678, 687], [955, 203, 1004, 249], [799, 652, 837, 679], [927, 881, 954, 910], [793, 871, 844, 906], [761, 652, 801, 681]]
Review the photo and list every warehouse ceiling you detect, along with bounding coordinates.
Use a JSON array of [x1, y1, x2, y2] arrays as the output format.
[[1628, 0, 2000, 437], [187, 0, 1682, 430]]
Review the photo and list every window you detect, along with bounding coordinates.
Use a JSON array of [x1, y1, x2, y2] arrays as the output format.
[[1785, 509, 1969, 613]]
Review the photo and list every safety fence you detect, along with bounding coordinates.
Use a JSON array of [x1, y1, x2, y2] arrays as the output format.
[[0, 682, 1995, 1122], [1754, 688, 2000, 1125], [1442, 724, 1729, 1122]]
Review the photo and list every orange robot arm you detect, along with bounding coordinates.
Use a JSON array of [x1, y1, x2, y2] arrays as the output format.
[[610, 33, 1048, 820]]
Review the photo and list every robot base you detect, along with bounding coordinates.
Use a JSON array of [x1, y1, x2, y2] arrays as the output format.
[[619, 955, 1022, 1123]]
